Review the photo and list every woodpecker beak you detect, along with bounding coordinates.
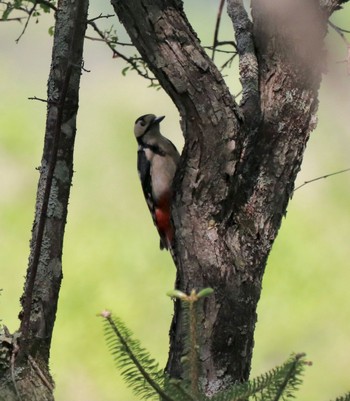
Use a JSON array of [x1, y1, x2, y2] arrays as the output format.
[[153, 115, 165, 125]]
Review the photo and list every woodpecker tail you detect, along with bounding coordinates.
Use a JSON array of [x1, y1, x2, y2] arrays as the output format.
[[159, 224, 178, 268], [156, 206, 177, 265], [155, 206, 174, 251]]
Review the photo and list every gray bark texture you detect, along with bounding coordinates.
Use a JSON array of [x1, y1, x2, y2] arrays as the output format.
[[111, 0, 346, 396], [0, 0, 89, 399]]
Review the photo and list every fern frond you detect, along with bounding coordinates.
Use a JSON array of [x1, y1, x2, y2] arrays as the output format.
[[101, 311, 174, 401], [331, 393, 350, 401], [210, 353, 308, 401], [267, 353, 307, 401]]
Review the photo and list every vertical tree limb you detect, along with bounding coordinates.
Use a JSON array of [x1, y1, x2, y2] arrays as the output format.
[[19, 0, 89, 362], [0, 0, 89, 400], [227, 0, 260, 127]]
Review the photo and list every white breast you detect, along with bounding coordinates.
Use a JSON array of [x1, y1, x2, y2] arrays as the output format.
[[150, 153, 177, 201]]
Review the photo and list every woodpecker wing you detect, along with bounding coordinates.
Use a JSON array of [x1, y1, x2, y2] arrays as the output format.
[[137, 143, 170, 249], [137, 146, 154, 214]]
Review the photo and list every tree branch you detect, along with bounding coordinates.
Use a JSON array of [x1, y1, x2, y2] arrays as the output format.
[[15, 0, 38, 43], [294, 167, 350, 192], [18, 0, 89, 363], [0, 16, 25, 22], [87, 19, 157, 83], [20, 64, 73, 345], [1, 1, 89, 400], [329, 20, 350, 44], [87, 13, 114, 23], [211, 0, 226, 61], [321, 0, 350, 13], [227, 0, 260, 127]]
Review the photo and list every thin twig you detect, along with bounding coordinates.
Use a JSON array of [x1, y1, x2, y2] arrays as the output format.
[[88, 21, 129, 60], [329, 20, 350, 45], [3, 0, 152, 82], [234, 89, 242, 99], [212, 0, 226, 61], [88, 20, 156, 82], [221, 53, 238, 70], [328, 21, 350, 74], [28, 96, 51, 103], [28, 355, 54, 392], [205, 41, 237, 55], [87, 13, 114, 23], [205, 47, 236, 54], [2, 0, 155, 83], [0, 17, 25, 22], [335, 26, 350, 33], [294, 168, 350, 191], [214, 40, 237, 49], [15, 0, 38, 43], [84, 35, 133, 46]]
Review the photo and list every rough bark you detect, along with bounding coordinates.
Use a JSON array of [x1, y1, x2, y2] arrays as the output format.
[[112, 0, 341, 396], [0, 0, 89, 399]]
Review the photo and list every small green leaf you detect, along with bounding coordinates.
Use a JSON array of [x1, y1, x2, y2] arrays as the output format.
[[166, 289, 187, 300], [121, 66, 129, 76], [197, 288, 214, 299], [48, 26, 55, 36], [39, 2, 52, 13]]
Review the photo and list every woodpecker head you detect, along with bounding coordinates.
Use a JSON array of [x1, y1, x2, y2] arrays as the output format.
[[134, 114, 165, 139]]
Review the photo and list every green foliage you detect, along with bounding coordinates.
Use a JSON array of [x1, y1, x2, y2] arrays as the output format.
[[210, 353, 308, 401], [332, 394, 350, 401], [101, 310, 171, 401], [101, 288, 350, 401], [0, 0, 56, 21]]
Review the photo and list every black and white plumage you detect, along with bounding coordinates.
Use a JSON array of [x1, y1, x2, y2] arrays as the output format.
[[134, 114, 180, 250]]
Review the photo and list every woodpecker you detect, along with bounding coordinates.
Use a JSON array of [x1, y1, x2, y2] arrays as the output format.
[[134, 114, 180, 250]]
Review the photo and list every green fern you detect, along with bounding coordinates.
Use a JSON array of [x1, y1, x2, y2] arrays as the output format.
[[101, 310, 171, 401], [210, 353, 308, 401], [101, 309, 204, 401], [101, 289, 349, 401]]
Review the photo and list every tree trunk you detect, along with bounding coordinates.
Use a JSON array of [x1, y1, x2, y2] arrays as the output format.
[[0, 1, 89, 399], [111, 0, 342, 396]]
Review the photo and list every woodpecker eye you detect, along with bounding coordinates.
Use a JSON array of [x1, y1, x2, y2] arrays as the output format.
[[140, 120, 146, 127]]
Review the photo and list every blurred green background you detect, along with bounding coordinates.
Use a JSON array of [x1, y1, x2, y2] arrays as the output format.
[[1, 1, 349, 400]]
